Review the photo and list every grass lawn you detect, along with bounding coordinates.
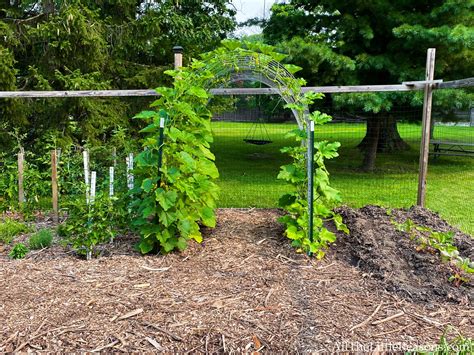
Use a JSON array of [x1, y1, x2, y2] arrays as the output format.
[[211, 121, 474, 235]]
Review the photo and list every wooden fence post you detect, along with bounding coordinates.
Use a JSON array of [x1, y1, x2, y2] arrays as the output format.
[[417, 48, 436, 207], [51, 150, 59, 223], [18, 148, 24, 208], [173, 46, 183, 69]]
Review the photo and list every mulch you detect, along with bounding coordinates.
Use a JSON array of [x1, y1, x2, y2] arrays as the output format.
[[0, 207, 473, 352]]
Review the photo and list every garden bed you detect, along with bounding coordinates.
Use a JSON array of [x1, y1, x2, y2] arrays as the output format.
[[1, 208, 473, 352]]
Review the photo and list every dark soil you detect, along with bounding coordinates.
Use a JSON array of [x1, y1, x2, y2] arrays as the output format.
[[334, 205, 474, 304], [0, 207, 473, 352]]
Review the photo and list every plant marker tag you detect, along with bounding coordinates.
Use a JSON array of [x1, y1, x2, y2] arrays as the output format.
[[310, 120, 315, 132], [127, 153, 134, 190], [160, 117, 165, 128], [109, 167, 114, 197]]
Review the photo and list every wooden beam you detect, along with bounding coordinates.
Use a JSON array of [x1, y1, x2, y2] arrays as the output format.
[[417, 48, 436, 207], [438, 77, 474, 89], [0, 78, 468, 99], [402, 79, 443, 86], [0, 83, 429, 99], [0, 89, 158, 98], [301, 84, 426, 93]]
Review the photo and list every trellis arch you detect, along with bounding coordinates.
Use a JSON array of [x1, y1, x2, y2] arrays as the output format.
[[199, 48, 309, 129]]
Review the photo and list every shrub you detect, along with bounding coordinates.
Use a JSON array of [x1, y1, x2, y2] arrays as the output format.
[[9, 243, 29, 259], [62, 193, 126, 259], [28, 229, 53, 249], [0, 218, 29, 244]]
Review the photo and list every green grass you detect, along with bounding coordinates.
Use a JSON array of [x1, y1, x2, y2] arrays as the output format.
[[211, 121, 474, 235]]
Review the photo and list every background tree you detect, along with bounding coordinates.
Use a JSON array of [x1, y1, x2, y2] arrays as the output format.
[[0, 0, 236, 149], [263, 0, 474, 171]]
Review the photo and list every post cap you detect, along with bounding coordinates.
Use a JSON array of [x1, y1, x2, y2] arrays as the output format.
[[173, 46, 184, 54]]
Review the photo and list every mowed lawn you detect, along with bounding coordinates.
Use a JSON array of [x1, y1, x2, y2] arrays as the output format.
[[211, 121, 474, 235]]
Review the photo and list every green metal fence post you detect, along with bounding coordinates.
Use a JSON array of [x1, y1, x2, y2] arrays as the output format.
[[308, 120, 315, 256]]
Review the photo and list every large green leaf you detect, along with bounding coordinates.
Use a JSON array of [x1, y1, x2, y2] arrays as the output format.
[[155, 188, 178, 211]]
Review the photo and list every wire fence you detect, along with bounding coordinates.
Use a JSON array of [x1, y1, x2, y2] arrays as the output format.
[[209, 93, 473, 235], [0, 86, 472, 235]]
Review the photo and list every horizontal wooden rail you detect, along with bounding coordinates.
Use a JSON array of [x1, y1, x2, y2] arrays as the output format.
[[0, 78, 471, 99], [437, 77, 474, 89]]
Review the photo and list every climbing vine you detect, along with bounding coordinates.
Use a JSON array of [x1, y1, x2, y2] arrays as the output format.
[[133, 40, 347, 255], [132, 60, 219, 254]]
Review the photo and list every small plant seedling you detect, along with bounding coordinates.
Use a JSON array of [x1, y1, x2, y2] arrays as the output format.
[[0, 219, 29, 244], [9, 243, 29, 259], [392, 218, 473, 285], [28, 229, 53, 249]]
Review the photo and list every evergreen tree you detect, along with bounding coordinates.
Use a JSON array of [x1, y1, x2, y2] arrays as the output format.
[[264, 0, 473, 170]]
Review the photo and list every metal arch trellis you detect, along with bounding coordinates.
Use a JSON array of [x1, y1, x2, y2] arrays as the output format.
[[200, 50, 316, 248], [201, 51, 309, 130]]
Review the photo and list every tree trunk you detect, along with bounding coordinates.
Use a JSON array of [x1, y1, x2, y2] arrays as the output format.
[[358, 114, 409, 171]]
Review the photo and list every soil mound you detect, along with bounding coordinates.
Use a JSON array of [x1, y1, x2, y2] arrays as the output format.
[[334, 205, 473, 304]]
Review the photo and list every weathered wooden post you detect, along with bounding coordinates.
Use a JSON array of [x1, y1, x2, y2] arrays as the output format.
[[51, 149, 59, 223], [417, 48, 436, 207], [173, 46, 183, 69]]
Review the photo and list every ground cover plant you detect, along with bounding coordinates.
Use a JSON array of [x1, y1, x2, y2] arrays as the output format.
[[8, 242, 28, 259], [0, 218, 29, 244], [28, 229, 53, 250]]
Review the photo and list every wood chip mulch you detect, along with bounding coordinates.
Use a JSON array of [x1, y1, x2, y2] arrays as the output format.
[[1, 208, 473, 352]]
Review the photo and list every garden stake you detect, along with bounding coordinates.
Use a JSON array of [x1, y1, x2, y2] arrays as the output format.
[[308, 120, 315, 256]]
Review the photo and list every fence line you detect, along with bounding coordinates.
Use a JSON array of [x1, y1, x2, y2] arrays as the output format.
[[0, 80, 450, 98]]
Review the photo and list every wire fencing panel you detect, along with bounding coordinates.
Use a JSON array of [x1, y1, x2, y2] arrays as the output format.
[[315, 99, 422, 210], [210, 94, 297, 207], [426, 92, 473, 235]]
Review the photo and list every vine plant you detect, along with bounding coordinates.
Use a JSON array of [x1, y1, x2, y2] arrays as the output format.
[[133, 40, 347, 256], [132, 61, 219, 254]]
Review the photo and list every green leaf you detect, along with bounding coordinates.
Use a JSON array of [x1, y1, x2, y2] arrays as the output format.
[[155, 188, 178, 211], [319, 228, 336, 243], [138, 238, 154, 254], [141, 178, 156, 193], [159, 210, 177, 227], [188, 86, 208, 99], [140, 123, 159, 133], [283, 64, 302, 74], [278, 193, 297, 207], [176, 237, 188, 251], [134, 110, 157, 120], [200, 206, 216, 227]]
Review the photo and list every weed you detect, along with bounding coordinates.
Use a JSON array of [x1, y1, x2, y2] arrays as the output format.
[[9, 243, 29, 259]]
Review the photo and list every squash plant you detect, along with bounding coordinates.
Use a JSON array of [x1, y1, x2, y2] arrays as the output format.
[[278, 92, 349, 258], [132, 60, 219, 254], [132, 40, 347, 257]]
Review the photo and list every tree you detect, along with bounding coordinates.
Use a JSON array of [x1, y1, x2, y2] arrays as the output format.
[[264, 0, 474, 170], [0, 0, 236, 149]]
